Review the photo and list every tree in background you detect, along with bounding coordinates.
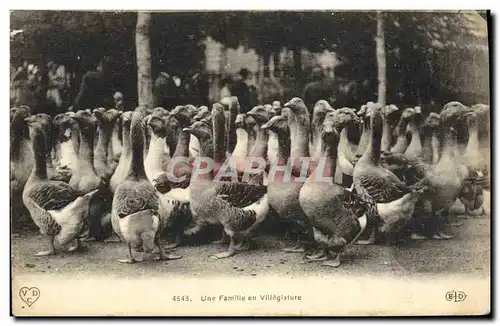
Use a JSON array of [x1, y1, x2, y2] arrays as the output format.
[[136, 12, 154, 108]]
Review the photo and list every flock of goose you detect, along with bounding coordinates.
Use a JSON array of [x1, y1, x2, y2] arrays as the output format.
[[10, 97, 490, 267]]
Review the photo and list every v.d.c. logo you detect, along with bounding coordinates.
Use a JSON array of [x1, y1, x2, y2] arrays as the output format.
[[19, 287, 40, 307]]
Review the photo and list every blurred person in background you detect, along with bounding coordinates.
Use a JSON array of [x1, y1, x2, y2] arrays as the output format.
[[46, 61, 67, 116], [260, 68, 284, 104], [70, 56, 118, 111], [153, 71, 184, 110], [302, 65, 335, 114], [219, 76, 232, 106], [230, 68, 251, 112]]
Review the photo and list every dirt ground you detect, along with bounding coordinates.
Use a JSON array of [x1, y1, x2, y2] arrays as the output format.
[[11, 215, 490, 279]]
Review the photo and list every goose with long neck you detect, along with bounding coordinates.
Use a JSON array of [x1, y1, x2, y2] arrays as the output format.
[[150, 106, 196, 250], [93, 108, 122, 181], [22, 117, 97, 256], [390, 107, 415, 154], [70, 110, 114, 241], [353, 103, 426, 244], [145, 114, 170, 183], [310, 100, 335, 162], [11, 106, 35, 231], [245, 114, 258, 155], [247, 105, 272, 161], [226, 97, 240, 155], [381, 104, 399, 153], [54, 112, 80, 171], [188, 105, 207, 158], [111, 111, 179, 263], [110, 111, 134, 193], [462, 111, 488, 178], [335, 107, 361, 186], [109, 115, 123, 162], [420, 113, 441, 165], [184, 104, 268, 259], [404, 106, 424, 161], [264, 106, 313, 254], [30, 113, 56, 179], [299, 109, 379, 267], [458, 111, 487, 216], [354, 103, 372, 159], [69, 110, 101, 192]]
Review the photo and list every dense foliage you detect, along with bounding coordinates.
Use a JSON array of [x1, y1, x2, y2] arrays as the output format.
[[10, 10, 489, 107]]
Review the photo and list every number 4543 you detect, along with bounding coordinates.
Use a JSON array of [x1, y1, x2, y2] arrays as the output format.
[[172, 295, 191, 302]]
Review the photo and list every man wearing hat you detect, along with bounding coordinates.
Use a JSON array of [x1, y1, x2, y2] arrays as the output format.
[[230, 68, 251, 113]]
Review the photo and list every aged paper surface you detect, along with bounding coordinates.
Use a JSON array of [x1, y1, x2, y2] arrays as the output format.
[[10, 9, 491, 317]]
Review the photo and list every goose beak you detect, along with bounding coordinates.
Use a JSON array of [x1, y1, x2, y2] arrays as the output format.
[[183, 126, 194, 132]]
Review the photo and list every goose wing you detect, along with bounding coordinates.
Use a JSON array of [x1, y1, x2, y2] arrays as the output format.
[[356, 168, 412, 203], [114, 181, 159, 217], [28, 181, 83, 211], [215, 182, 267, 208]]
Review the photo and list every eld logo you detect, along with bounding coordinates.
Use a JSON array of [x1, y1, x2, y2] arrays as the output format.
[[445, 290, 467, 302]]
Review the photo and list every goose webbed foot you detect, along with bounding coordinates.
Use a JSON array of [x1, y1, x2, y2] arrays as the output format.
[[35, 236, 56, 256], [104, 234, 121, 243], [80, 236, 97, 242], [211, 236, 236, 259], [432, 232, 455, 240], [306, 250, 328, 261], [212, 229, 230, 244], [164, 241, 181, 250], [66, 239, 81, 253], [118, 244, 143, 263], [356, 228, 376, 245], [35, 250, 55, 257], [281, 245, 306, 253], [410, 233, 428, 240], [322, 252, 341, 268], [163, 234, 183, 249], [155, 237, 182, 261]]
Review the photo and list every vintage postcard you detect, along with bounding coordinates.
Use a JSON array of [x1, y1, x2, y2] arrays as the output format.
[[9, 9, 490, 317]]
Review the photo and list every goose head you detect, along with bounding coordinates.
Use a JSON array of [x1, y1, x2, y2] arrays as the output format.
[[10, 105, 31, 132], [330, 107, 361, 131], [151, 107, 169, 117], [147, 115, 168, 138], [382, 104, 400, 126], [184, 104, 198, 117], [321, 111, 341, 146], [235, 113, 246, 130], [183, 119, 212, 143], [440, 101, 473, 127], [53, 112, 79, 142], [261, 115, 289, 138], [193, 106, 210, 121], [284, 97, 309, 117], [229, 96, 242, 114], [272, 101, 281, 116], [171, 105, 195, 127], [368, 103, 384, 136], [72, 109, 98, 134], [134, 106, 152, 116], [247, 105, 273, 126], [312, 100, 335, 125], [25, 115, 47, 150], [93, 108, 122, 127], [407, 106, 424, 133]]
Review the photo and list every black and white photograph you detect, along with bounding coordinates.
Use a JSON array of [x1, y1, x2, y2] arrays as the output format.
[[9, 8, 491, 316]]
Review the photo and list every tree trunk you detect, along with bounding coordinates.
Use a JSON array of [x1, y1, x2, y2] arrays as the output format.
[[292, 46, 302, 92], [273, 52, 281, 76], [375, 11, 386, 106], [263, 50, 271, 77], [135, 11, 154, 108]]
